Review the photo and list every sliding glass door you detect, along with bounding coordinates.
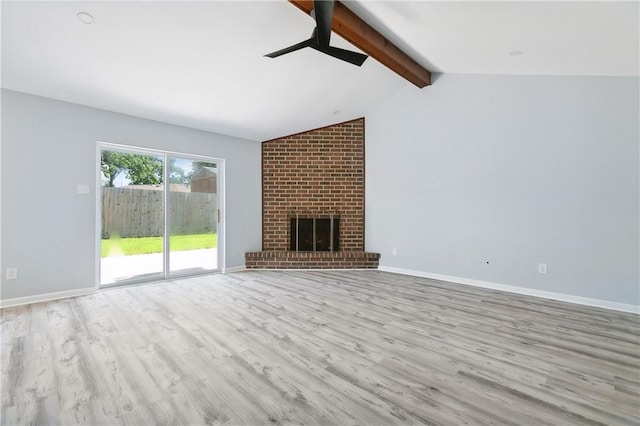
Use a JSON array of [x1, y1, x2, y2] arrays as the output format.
[[168, 157, 218, 276], [99, 145, 221, 287]]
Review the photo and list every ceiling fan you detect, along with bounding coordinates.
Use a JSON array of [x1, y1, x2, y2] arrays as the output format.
[[265, 0, 368, 66]]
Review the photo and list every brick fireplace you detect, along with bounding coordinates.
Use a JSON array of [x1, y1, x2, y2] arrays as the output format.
[[245, 118, 380, 269]]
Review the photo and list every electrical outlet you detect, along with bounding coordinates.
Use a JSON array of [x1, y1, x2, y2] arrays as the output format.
[[538, 263, 548, 274], [77, 184, 90, 194], [6, 267, 18, 280], [392, 248, 398, 255]]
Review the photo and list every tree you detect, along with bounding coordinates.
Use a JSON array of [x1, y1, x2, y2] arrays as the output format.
[[124, 154, 163, 185], [101, 151, 129, 187], [101, 151, 163, 187], [186, 161, 216, 184], [169, 158, 188, 185]]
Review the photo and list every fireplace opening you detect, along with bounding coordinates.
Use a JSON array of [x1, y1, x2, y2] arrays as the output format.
[[290, 215, 340, 252]]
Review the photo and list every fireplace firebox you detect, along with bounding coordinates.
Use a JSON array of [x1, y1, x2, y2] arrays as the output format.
[[290, 214, 340, 252]]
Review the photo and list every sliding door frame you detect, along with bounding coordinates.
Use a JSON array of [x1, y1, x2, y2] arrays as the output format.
[[95, 142, 225, 289]]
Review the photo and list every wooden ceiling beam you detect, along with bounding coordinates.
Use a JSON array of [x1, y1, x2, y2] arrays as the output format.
[[289, 0, 431, 88]]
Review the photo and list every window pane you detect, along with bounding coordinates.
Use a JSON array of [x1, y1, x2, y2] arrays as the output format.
[[168, 158, 218, 275], [100, 150, 164, 285]]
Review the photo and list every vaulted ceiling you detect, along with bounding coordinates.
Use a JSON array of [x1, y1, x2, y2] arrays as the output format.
[[2, 1, 638, 141]]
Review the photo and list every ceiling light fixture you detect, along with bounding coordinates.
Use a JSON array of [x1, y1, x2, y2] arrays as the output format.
[[509, 50, 523, 56], [77, 12, 95, 24]]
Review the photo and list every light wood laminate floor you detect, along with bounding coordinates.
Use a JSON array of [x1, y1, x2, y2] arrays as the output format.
[[2, 270, 639, 425]]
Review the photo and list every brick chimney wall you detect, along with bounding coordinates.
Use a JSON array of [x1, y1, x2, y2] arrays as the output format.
[[261, 118, 365, 251], [246, 117, 379, 269]]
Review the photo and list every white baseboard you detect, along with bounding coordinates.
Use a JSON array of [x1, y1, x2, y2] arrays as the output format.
[[243, 268, 378, 271], [0, 287, 97, 309], [378, 266, 639, 314], [224, 265, 247, 273]]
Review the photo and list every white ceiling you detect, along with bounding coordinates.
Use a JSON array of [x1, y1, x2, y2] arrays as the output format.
[[2, 1, 638, 141]]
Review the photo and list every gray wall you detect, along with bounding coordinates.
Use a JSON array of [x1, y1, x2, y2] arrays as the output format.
[[365, 74, 639, 306], [1, 89, 262, 300]]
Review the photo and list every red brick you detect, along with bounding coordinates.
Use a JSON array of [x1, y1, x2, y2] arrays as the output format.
[[256, 118, 378, 268]]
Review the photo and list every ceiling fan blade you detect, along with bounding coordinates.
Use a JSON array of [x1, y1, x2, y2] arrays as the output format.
[[313, 0, 334, 46], [313, 44, 368, 66], [264, 38, 315, 58], [265, 1, 367, 67]]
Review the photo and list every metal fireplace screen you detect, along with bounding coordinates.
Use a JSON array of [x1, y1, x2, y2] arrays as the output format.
[[290, 215, 340, 252]]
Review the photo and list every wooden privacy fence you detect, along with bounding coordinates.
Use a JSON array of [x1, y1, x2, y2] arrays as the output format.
[[101, 187, 217, 239]]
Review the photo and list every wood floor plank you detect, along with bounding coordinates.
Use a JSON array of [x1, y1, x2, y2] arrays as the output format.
[[2, 270, 639, 425]]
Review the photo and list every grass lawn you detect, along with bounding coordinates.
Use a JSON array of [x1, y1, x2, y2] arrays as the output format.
[[102, 233, 217, 257]]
